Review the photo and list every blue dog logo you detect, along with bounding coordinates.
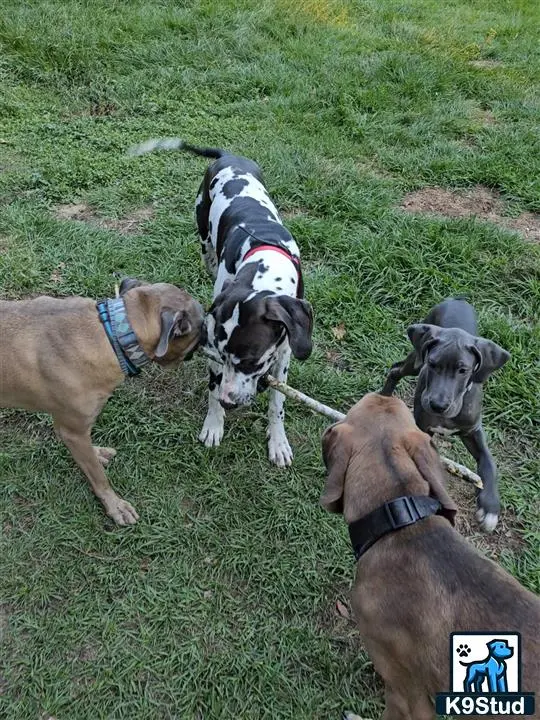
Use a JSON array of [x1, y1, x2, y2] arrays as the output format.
[[460, 639, 514, 693]]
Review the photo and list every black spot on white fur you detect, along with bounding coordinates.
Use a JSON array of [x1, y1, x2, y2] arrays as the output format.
[[222, 178, 249, 198], [209, 370, 223, 392]]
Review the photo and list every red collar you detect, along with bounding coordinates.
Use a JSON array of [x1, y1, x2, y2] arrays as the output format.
[[243, 244, 299, 266], [242, 244, 303, 298]]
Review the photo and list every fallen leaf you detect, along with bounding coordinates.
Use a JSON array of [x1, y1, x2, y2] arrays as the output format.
[[336, 599, 350, 619], [331, 323, 346, 341], [325, 350, 341, 364]]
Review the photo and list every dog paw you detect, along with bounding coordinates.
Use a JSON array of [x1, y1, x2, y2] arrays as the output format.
[[268, 433, 293, 467], [457, 643, 471, 658], [94, 446, 117, 466], [105, 496, 139, 525], [199, 415, 224, 447], [476, 508, 498, 532]]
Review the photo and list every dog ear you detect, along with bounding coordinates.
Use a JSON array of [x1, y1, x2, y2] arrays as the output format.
[[406, 431, 457, 525], [320, 422, 351, 514], [470, 338, 510, 384], [119, 277, 144, 295], [155, 309, 193, 358], [407, 323, 441, 369], [264, 296, 313, 360]]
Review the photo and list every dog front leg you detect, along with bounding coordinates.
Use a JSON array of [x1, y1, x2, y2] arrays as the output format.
[[497, 672, 507, 693], [199, 360, 226, 448], [381, 351, 418, 396], [461, 426, 500, 532], [54, 419, 139, 525], [267, 345, 293, 467]]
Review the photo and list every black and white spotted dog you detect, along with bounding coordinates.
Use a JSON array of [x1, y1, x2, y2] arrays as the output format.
[[131, 139, 313, 466]]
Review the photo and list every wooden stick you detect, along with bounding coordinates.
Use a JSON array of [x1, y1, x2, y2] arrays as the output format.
[[265, 374, 345, 423], [198, 347, 483, 488]]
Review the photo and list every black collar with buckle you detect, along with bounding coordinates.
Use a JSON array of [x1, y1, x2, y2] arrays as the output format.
[[348, 495, 444, 561]]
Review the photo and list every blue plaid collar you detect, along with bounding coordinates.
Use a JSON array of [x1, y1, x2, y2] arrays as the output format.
[[96, 297, 150, 377]]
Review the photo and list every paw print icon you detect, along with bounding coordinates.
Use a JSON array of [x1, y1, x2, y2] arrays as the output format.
[[457, 644, 471, 658]]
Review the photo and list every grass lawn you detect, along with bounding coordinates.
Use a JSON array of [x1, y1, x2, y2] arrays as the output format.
[[1, 0, 539, 717]]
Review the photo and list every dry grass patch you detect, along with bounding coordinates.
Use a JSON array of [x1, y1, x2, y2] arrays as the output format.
[[448, 471, 527, 560], [401, 186, 540, 242], [54, 203, 154, 235], [469, 59, 506, 69]]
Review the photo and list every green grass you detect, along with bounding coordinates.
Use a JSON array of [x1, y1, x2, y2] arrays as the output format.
[[1, 0, 539, 717]]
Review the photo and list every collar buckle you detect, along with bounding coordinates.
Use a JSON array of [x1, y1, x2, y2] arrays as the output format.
[[384, 495, 418, 529], [349, 494, 444, 562]]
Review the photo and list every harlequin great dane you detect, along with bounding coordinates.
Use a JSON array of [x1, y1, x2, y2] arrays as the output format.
[[131, 139, 313, 467]]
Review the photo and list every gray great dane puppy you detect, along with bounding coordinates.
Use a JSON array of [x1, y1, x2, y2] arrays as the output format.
[[382, 297, 510, 532]]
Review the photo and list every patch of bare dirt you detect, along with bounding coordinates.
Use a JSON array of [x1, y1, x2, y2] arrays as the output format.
[[324, 349, 352, 371], [54, 203, 154, 235], [282, 207, 309, 220], [477, 109, 496, 125], [469, 59, 505, 69], [443, 468, 526, 559], [470, 108, 497, 127], [73, 643, 99, 662], [505, 212, 540, 243], [401, 186, 540, 243], [89, 101, 117, 117], [318, 584, 362, 645], [49, 261, 65, 284]]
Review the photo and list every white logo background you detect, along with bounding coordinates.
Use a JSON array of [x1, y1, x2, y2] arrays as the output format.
[[451, 633, 520, 693]]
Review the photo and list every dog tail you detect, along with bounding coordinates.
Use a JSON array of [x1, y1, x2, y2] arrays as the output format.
[[128, 137, 225, 159]]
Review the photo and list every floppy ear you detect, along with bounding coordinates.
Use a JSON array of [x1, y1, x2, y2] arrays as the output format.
[[320, 422, 351, 514], [470, 338, 510, 384], [407, 323, 441, 370], [264, 296, 313, 360], [155, 309, 193, 358], [119, 277, 144, 295], [406, 431, 457, 525]]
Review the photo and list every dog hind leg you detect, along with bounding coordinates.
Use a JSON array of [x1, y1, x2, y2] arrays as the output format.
[[196, 189, 218, 279]]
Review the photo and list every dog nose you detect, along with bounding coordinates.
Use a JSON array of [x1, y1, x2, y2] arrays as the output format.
[[430, 399, 449, 414]]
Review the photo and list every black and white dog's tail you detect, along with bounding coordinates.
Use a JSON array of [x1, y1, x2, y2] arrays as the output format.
[[128, 137, 225, 159]]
